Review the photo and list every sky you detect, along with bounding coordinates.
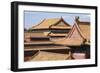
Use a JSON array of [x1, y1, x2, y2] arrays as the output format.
[[24, 11, 90, 29]]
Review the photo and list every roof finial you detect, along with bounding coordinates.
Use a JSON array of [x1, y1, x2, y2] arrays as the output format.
[[75, 16, 79, 23], [61, 16, 63, 20]]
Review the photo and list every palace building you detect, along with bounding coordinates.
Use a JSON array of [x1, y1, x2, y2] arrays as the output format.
[[24, 17, 90, 61]]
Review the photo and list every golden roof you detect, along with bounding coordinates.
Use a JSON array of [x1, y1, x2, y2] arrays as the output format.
[[75, 17, 90, 41], [30, 18, 70, 30], [24, 41, 53, 45], [29, 51, 70, 61], [24, 46, 70, 51], [50, 26, 71, 29], [52, 22, 85, 46], [24, 32, 47, 38], [49, 33, 67, 37], [78, 21, 90, 41]]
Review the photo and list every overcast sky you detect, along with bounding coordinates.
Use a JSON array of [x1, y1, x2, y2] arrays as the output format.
[[24, 11, 90, 29]]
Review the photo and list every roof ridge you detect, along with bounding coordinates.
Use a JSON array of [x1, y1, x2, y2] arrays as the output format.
[[49, 17, 70, 27], [65, 22, 85, 39], [61, 17, 70, 26]]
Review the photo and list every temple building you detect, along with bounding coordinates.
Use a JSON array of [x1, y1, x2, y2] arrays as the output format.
[[48, 17, 71, 40], [24, 17, 90, 61], [53, 17, 90, 46], [24, 17, 72, 44]]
